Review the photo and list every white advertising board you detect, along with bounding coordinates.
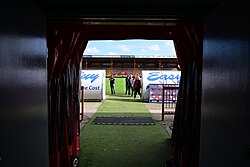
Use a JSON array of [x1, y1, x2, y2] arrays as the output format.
[[80, 70, 106, 101], [141, 70, 181, 100]]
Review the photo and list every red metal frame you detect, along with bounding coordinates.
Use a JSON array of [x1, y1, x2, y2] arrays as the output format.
[[48, 25, 87, 167], [80, 86, 84, 122]]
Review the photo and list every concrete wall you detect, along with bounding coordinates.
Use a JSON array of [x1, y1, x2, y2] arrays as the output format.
[[201, 0, 250, 166], [0, 1, 48, 166]]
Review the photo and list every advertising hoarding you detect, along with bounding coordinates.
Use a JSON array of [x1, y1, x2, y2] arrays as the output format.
[[141, 70, 181, 100], [80, 70, 106, 101]]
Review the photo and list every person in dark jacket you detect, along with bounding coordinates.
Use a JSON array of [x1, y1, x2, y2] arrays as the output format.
[[133, 74, 141, 99], [109, 75, 116, 94], [125, 75, 131, 95], [130, 75, 135, 96]]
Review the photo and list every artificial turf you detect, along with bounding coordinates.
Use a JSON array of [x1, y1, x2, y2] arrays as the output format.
[[79, 95, 171, 167]]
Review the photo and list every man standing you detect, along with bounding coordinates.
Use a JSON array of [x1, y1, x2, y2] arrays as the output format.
[[133, 74, 141, 99], [130, 75, 135, 96], [125, 75, 131, 95], [109, 75, 116, 94]]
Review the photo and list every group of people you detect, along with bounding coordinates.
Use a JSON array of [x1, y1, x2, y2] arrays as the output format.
[[125, 74, 142, 99], [109, 74, 142, 99]]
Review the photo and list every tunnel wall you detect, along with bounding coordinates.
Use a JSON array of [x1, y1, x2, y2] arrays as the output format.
[[0, 0, 48, 166], [201, 0, 250, 167]]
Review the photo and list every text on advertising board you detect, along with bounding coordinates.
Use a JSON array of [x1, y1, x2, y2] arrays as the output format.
[[84, 86, 100, 91], [81, 72, 99, 83], [147, 72, 181, 84]]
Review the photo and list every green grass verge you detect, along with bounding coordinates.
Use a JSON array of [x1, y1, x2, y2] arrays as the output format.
[[79, 95, 171, 167]]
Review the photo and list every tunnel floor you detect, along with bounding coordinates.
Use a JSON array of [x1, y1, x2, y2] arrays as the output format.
[[79, 95, 173, 167]]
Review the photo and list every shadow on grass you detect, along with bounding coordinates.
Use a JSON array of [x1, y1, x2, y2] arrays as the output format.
[[107, 94, 132, 98], [107, 97, 142, 102]]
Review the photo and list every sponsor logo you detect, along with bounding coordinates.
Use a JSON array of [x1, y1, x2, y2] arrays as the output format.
[[81, 72, 99, 83], [147, 72, 181, 83], [84, 86, 100, 91]]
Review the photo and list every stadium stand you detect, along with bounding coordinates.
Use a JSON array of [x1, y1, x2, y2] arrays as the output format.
[[82, 55, 179, 77]]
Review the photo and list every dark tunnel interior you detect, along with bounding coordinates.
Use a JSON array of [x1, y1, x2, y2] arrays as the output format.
[[1, 0, 250, 167]]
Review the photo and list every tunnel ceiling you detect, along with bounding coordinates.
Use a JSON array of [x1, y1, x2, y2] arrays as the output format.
[[41, 0, 216, 75], [34, 0, 220, 42], [48, 20, 178, 40], [33, 0, 222, 20]]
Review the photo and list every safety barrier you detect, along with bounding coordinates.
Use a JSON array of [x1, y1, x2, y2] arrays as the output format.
[[161, 84, 179, 121], [148, 84, 165, 103]]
